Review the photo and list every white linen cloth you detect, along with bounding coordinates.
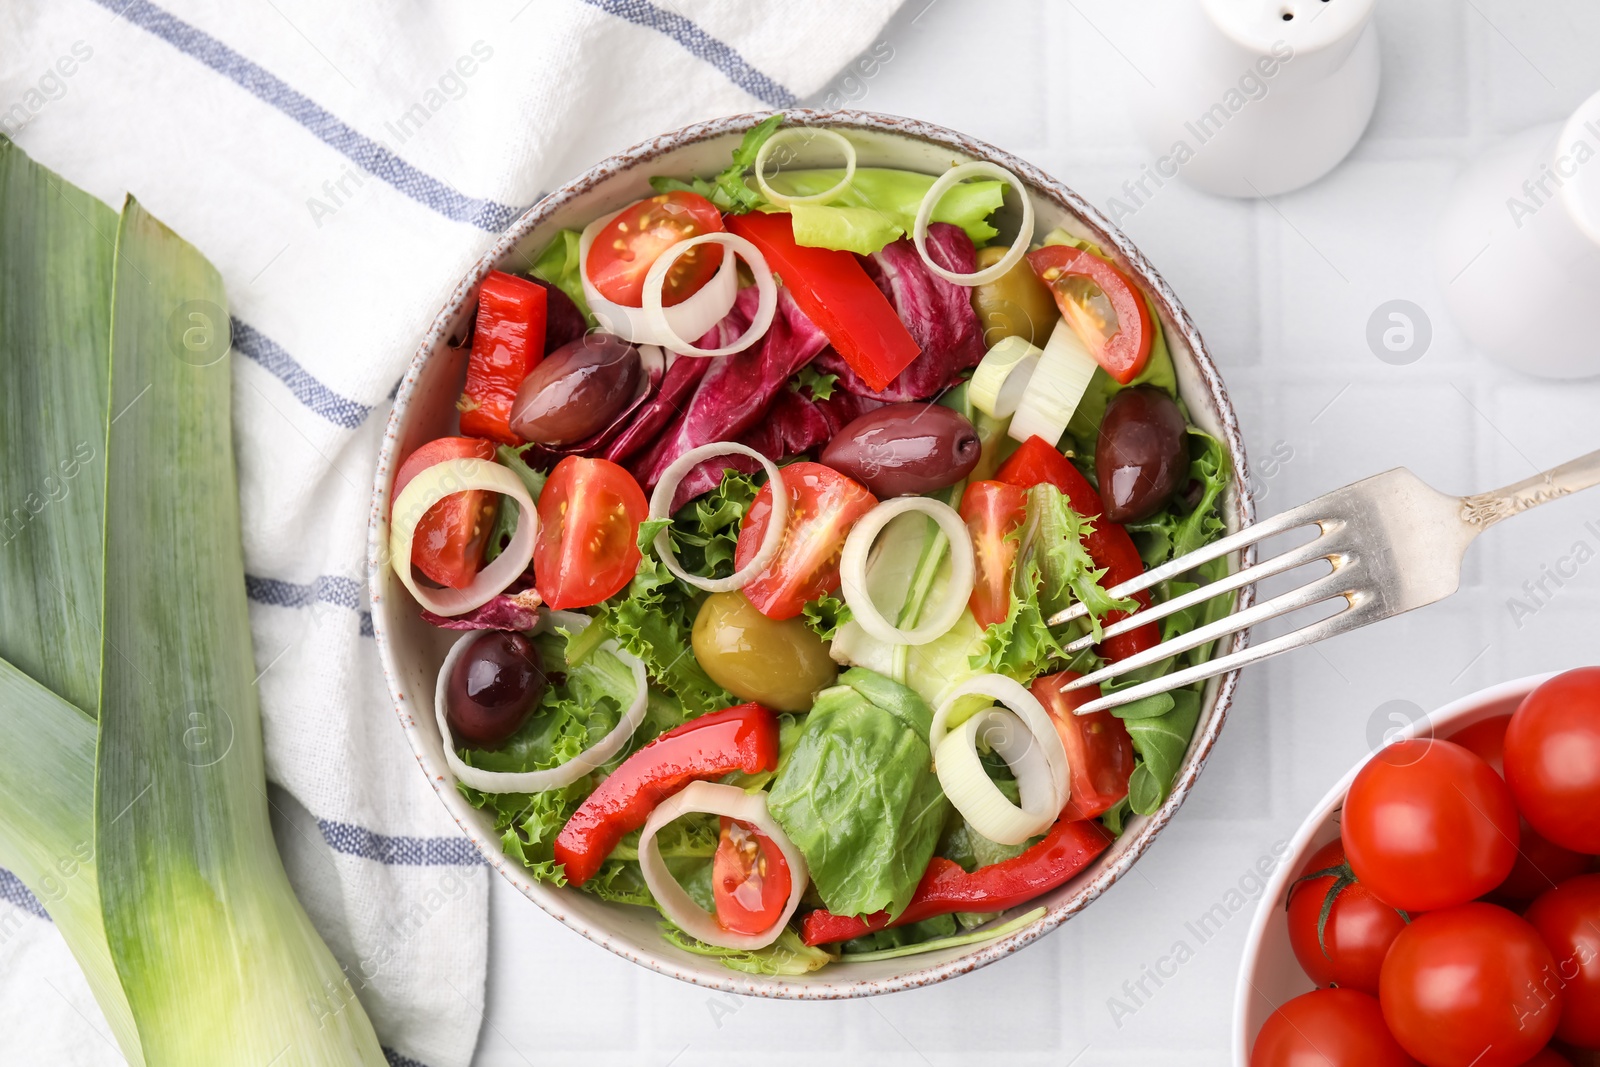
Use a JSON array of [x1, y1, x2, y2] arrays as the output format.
[[0, 2, 901, 1063]]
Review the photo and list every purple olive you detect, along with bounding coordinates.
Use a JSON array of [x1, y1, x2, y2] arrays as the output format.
[[510, 334, 642, 446], [1096, 386, 1189, 523], [819, 403, 982, 497], [446, 631, 546, 748]]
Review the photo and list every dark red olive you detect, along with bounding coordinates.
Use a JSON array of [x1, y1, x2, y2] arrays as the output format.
[[510, 334, 642, 446], [819, 403, 981, 497], [446, 631, 546, 748], [1096, 386, 1189, 523]]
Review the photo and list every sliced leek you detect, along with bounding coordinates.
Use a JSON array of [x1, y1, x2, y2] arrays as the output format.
[[389, 457, 537, 616], [933, 708, 1059, 845], [969, 336, 1041, 419], [1008, 318, 1100, 447], [839, 497, 975, 647]]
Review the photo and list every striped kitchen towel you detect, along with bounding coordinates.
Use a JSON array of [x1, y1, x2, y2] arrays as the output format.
[[0, 1, 901, 1064]]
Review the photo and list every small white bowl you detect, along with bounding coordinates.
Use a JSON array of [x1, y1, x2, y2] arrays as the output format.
[[369, 110, 1255, 998], [1232, 672, 1558, 1060]]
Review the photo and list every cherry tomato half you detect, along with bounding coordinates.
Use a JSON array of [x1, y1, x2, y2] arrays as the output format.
[[712, 816, 794, 936], [585, 191, 725, 308], [1505, 667, 1600, 855], [1030, 669, 1135, 822], [1379, 902, 1563, 1067], [959, 480, 1027, 628], [733, 462, 878, 621], [1342, 738, 1519, 912], [392, 436, 500, 589], [1250, 988, 1419, 1067], [1525, 873, 1600, 1049], [1447, 715, 1593, 902], [533, 456, 646, 610], [1025, 244, 1153, 385], [1285, 839, 1408, 996]]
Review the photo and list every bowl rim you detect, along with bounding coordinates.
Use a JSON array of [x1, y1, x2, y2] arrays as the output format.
[[368, 108, 1258, 998], [1229, 670, 1561, 1057]]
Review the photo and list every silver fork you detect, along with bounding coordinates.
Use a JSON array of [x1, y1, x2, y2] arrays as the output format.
[[1050, 448, 1600, 715]]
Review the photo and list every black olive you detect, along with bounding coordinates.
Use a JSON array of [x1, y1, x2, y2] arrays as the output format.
[[510, 334, 642, 446], [445, 631, 546, 748], [1096, 386, 1189, 523], [819, 403, 981, 497]]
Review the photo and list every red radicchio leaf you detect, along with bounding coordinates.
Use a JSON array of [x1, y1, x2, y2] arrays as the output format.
[[816, 223, 986, 402], [421, 588, 543, 631]]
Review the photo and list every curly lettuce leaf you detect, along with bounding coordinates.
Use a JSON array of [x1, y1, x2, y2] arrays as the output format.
[[649, 114, 782, 214], [790, 363, 838, 402], [593, 556, 731, 717], [767, 669, 948, 918], [801, 591, 851, 642], [1126, 429, 1229, 567]]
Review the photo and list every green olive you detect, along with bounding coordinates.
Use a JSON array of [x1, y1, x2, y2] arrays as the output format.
[[691, 592, 837, 712], [970, 245, 1060, 348]]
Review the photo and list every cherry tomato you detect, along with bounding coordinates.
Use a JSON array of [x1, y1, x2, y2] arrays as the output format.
[[392, 436, 500, 589], [585, 191, 725, 308], [1447, 716, 1592, 902], [1251, 988, 1419, 1067], [733, 462, 877, 621], [1380, 902, 1563, 1067], [1285, 839, 1408, 996], [533, 456, 646, 610], [1525, 874, 1600, 1049], [1025, 244, 1153, 384], [959, 480, 1027, 627], [1342, 738, 1520, 912], [1517, 1051, 1573, 1067], [1030, 669, 1135, 821], [711, 816, 793, 936], [1504, 668, 1600, 855]]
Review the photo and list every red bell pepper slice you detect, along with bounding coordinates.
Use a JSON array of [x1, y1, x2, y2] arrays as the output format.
[[1025, 245, 1152, 385], [459, 270, 548, 445], [726, 212, 920, 393], [800, 818, 1114, 946], [552, 703, 780, 885], [996, 436, 1159, 662]]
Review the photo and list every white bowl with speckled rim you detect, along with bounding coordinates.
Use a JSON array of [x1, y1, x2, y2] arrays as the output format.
[[368, 110, 1256, 998], [1231, 672, 1558, 1060]]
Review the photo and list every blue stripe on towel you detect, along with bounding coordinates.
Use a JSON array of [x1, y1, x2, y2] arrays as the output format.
[[319, 819, 486, 867], [579, 0, 798, 107], [244, 573, 374, 637], [231, 318, 373, 430], [0, 869, 49, 921], [87, 0, 522, 232]]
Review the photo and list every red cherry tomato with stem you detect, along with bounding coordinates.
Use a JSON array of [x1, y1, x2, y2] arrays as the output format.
[[1284, 839, 1408, 995], [533, 456, 646, 610], [585, 191, 725, 308], [1380, 902, 1564, 1067], [1342, 738, 1520, 912]]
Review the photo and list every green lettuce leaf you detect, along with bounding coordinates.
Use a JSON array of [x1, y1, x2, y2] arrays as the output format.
[[529, 228, 592, 324], [1116, 688, 1201, 815], [593, 556, 732, 717], [659, 923, 835, 975], [1126, 429, 1229, 567], [801, 592, 852, 642], [760, 167, 1005, 254], [790, 363, 838, 402], [767, 669, 949, 918]]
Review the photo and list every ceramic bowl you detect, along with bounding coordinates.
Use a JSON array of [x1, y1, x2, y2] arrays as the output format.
[[1232, 672, 1558, 1058], [368, 110, 1256, 998]]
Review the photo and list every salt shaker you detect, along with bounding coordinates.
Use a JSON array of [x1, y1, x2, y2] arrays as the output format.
[[1126, 0, 1380, 200], [1435, 90, 1600, 380]]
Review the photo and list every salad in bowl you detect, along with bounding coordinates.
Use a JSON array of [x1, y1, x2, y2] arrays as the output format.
[[372, 113, 1251, 991]]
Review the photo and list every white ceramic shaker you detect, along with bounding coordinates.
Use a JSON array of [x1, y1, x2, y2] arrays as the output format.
[[1435, 90, 1600, 380], [1127, 0, 1380, 198]]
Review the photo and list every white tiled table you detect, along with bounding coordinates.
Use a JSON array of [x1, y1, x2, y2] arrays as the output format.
[[476, 2, 1600, 1063]]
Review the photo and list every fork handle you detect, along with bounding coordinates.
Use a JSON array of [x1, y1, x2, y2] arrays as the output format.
[[1461, 448, 1600, 529]]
